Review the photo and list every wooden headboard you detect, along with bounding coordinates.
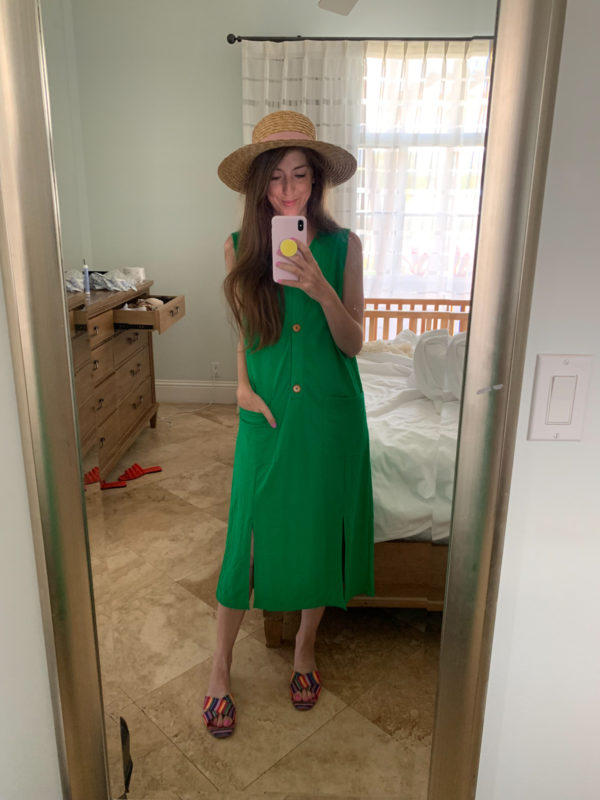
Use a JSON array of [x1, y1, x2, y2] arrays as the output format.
[[363, 298, 470, 341]]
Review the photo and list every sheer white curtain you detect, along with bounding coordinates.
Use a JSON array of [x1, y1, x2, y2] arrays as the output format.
[[241, 38, 492, 300], [359, 40, 492, 299], [242, 39, 364, 229]]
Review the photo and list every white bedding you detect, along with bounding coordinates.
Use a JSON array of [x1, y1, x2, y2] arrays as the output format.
[[358, 333, 463, 545]]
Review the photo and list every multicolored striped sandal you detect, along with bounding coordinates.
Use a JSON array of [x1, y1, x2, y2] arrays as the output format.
[[202, 694, 236, 738], [290, 670, 322, 710]]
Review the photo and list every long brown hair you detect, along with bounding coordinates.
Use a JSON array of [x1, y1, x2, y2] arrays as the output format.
[[223, 147, 340, 350]]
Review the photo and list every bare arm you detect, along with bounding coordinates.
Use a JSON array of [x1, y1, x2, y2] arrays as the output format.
[[278, 232, 364, 357], [321, 231, 364, 357], [225, 236, 277, 427]]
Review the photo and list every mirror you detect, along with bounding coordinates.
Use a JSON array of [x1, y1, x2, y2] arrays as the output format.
[[39, 1, 498, 797]]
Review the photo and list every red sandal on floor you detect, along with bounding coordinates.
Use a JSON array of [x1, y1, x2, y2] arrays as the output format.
[[83, 466, 100, 485], [202, 694, 236, 738], [290, 670, 322, 710], [118, 463, 162, 481]]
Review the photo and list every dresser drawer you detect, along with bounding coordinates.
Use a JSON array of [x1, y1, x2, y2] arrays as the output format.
[[113, 294, 185, 335], [94, 373, 119, 427], [80, 425, 96, 460], [112, 329, 149, 367], [74, 360, 94, 405], [91, 339, 114, 387], [115, 346, 151, 397], [119, 376, 153, 436], [98, 409, 120, 469], [71, 331, 90, 372], [74, 308, 114, 348], [77, 393, 97, 442]]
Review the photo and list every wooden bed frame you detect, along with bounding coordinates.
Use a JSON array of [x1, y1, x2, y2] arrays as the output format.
[[363, 297, 470, 340], [263, 298, 470, 647]]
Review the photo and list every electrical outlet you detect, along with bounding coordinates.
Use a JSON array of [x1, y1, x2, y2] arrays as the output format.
[[210, 361, 220, 380]]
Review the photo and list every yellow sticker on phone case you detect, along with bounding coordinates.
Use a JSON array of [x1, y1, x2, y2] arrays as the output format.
[[280, 238, 298, 257]]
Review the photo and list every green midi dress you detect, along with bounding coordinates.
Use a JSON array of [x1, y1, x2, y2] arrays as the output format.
[[216, 227, 374, 611]]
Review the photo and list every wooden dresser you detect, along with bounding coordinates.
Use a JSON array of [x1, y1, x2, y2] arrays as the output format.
[[67, 280, 185, 478]]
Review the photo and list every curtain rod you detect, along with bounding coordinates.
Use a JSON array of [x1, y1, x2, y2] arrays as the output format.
[[226, 33, 494, 44]]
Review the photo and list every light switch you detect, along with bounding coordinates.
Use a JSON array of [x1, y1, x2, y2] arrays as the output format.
[[546, 375, 577, 424], [528, 355, 592, 441]]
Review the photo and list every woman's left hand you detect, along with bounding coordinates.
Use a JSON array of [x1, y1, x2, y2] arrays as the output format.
[[277, 240, 336, 306]]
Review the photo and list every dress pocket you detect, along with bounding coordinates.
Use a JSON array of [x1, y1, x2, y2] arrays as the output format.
[[238, 406, 278, 465], [238, 407, 270, 426], [320, 392, 368, 458]]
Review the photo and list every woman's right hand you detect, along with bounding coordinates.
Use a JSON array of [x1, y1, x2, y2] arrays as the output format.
[[237, 384, 277, 428]]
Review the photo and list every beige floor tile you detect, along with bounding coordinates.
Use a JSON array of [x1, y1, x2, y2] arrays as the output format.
[[93, 544, 166, 610], [197, 498, 230, 523], [101, 482, 200, 533], [107, 430, 231, 486], [133, 511, 226, 584], [252, 606, 422, 705], [95, 603, 135, 715], [138, 636, 346, 793], [107, 703, 216, 799], [154, 461, 233, 512], [249, 706, 428, 799], [176, 571, 265, 637], [97, 620, 135, 719], [111, 576, 224, 700], [177, 567, 220, 610], [102, 486, 228, 584], [351, 675, 436, 747], [142, 436, 234, 480], [104, 686, 135, 720], [347, 617, 438, 742], [134, 406, 224, 447], [191, 402, 239, 429]]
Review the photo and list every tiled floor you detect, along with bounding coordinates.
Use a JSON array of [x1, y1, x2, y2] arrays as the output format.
[[86, 403, 441, 800]]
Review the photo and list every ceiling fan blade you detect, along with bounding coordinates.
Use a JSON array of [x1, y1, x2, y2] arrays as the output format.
[[318, 0, 359, 16]]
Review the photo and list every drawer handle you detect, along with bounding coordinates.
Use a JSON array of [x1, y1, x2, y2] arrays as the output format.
[[99, 436, 106, 449], [132, 394, 144, 410], [126, 332, 140, 344], [92, 325, 100, 336], [169, 305, 180, 317], [93, 359, 100, 371], [97, 398, 104, 410], [130, 363, 142, 377]]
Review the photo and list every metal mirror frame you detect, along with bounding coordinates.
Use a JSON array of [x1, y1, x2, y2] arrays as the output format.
[[0, 0, 566, 797]]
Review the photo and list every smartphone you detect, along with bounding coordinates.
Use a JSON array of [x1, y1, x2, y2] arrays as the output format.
[[271, 215, 307, 283]]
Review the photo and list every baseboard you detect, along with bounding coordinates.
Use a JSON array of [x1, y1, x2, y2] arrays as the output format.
[[155, 379, 237, 405]]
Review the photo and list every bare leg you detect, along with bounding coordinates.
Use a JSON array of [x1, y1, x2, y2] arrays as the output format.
[[206, 603, 246, 697], [293, 606, 325, 703], [205, 542, 253, 728]]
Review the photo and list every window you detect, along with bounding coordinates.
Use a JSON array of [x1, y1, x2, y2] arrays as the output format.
[[357, 40, 493, 299]]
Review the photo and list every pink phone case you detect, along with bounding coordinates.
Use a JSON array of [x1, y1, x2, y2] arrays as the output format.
[[272, 215, 307, 283]]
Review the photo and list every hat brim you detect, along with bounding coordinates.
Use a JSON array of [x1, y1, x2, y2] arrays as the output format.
[[218, 139, 357, 193]]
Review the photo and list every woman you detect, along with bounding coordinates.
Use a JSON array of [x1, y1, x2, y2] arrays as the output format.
[[203, 111, 374, 738]]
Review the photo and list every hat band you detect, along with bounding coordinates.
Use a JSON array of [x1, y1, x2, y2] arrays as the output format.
[[261, 130, 314, 143]]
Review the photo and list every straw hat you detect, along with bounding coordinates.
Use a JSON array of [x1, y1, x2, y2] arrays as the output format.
[[217, 110, 357, 193]]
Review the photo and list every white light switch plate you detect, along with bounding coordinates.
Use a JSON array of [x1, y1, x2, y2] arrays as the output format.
[[528, 354, 592, 441]]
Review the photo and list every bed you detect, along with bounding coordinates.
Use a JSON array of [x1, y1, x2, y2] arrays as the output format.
[[263, 298, 470, 647]]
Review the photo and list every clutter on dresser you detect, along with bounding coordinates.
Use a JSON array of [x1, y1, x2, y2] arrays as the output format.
[[64, 265, 148, 294]]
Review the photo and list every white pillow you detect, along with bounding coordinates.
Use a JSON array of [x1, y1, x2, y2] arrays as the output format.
[[446, 332, 468, 400], [392, 329, 418, 348], [411, 329, 450, 402]]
